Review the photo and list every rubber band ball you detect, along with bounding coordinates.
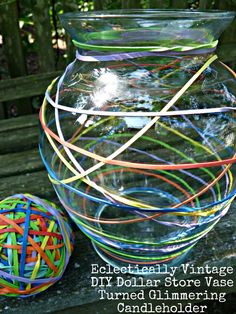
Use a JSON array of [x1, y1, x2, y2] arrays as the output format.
[[0, 194, 73, 297], [39, 10, 236, 273]]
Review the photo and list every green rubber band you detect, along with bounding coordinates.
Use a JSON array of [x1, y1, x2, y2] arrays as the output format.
[[72, 39, 218, 52]]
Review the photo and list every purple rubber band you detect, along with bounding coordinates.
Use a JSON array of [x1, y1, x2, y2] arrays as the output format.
[[76, 47, 217, 62], [0, 269, 60, 284]]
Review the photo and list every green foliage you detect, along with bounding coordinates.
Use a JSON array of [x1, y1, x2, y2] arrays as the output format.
[[78, 0, 94, 11], [141, 0, 150, 9], [6, 0, 236, 71]]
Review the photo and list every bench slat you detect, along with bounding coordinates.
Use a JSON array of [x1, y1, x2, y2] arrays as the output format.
[[0, 71, 61, 102], [0, 170, 55, 201], [0, 148, 44, 178]]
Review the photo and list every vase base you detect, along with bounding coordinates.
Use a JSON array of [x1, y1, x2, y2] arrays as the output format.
[[92, 241, 192, 275]]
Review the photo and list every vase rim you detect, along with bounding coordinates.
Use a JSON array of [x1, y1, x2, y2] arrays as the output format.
[[60, 9, 235, 20]]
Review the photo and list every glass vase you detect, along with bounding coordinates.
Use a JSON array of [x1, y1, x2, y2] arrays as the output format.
[[39, 10, 236, 272]]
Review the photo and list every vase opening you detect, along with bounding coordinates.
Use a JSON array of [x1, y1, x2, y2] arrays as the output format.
[[60, 9, 235, 51]]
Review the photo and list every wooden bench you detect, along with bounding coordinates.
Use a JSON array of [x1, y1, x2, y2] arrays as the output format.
[[0, 114, 236, 314]]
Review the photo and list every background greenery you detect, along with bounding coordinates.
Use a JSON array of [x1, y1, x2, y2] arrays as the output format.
[[0, 0, 236, 118]]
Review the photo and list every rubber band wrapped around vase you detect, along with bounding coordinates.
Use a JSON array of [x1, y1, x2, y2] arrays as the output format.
[[0, 194, 74, 297], [39, 10, 236, 272]]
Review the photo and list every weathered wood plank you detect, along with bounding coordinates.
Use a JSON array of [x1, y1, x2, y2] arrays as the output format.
[[0, 0, 32, 116], [32, 0, 55, 73], [0, 71, 62, 102], [198, 0, 212, 9], [148, 0, 171, 8], [0, 103, 5, 119], [0, 114, 38, 133], [122, 0, 142, 9], [0, 122, 38, 154], [0, 170, 55, 201], [170, 0, 188, 8], [0, 0, 27, 77], [0, 148, 44, 178], [93, 0, 104, 10]]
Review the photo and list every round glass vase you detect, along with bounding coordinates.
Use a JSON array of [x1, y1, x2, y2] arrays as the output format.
[[39, 10, 236, 273]]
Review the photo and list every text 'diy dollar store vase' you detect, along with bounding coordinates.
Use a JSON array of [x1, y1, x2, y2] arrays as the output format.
[[39, 10, 236, 272]]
